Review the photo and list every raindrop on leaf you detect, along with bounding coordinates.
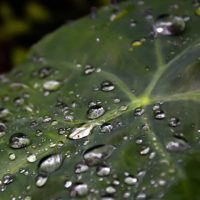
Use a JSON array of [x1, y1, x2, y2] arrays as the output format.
[[9, 133, 30, 149]]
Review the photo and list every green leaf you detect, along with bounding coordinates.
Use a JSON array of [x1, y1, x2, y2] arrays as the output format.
[[0, 0, 200, 199]]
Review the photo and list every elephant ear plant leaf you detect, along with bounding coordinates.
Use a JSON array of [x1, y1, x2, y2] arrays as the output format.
[[0, 0, 200, 199]]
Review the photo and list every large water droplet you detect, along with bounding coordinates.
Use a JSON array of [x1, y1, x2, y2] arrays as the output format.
[[83, 144, 116, 166], [154, 14, 186, 36], [87, 105, 105, 119], [70, 183, 88, 197], [154, 109, 166, 120], [38, 153, 64, 175], [9, 133, 30, 149], [100, 81, 115, 92], [166, 137, 189, 152], [3, 174, 14, 185]]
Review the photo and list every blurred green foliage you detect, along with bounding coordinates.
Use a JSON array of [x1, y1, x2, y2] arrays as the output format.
[[0, 0, 110, 72]]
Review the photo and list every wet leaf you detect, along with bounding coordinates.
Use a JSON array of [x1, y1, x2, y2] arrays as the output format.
[[0, 0, 200, 199]]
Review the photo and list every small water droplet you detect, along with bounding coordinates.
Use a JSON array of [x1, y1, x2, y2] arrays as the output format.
[[9, 133, 30, 149], [35, 175, 48, 187], [100, 81, 115, 92], [69, 123, 96, 140], [83, 144, 116, 166], [139, 146, 150, 155], [27, 153, 37, 163], [166, 136, 189, 152], [3, 174, 14, 185], [84, 65, 95, 75], [87, 105, 105, 119], [38, 66, 52, 78], [169, 117, 180, 127], [100, 123, 113, 133], [38, 153, 64, 175], [75, 163, 89, 174], [154, 109, 166, 120], [43, 80, 61, 91], [105, 186, 116, 194], [70, 183, 88, 197], [134, 107, 145, 116], [124, 176, 138, 185], [154, 14, 186, 36], [96, 165, 111, 177], [9, 153, 16, 160], [64, 180, 72, 189]]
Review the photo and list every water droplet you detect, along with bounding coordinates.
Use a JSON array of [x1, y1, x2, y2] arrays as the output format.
[[35, 175, 48, 187], [27, 153, 37, 163], [9, 153, 16, 160], [75, 163, 89, 174], [0, 122, 6, 137], [0, 108, 10, 119], [83, 144, 116, 166], [96, 165, 111, 176], [169, 117, 180, 127], [100, 81, 115, 92], [100, 123, 113, 133], [3, 174, 14, 185], [105, 186, 116, 194], [64, 180, 72, 189], [69, 123, 96, 140], [166, 137, 189, 152], [84, 65, 95, 75], [87, 105, 105, 119], [124, 176, 138, 185], [154, 14, 186, 36], [38, 66, 52, 78], [139, 146, 150, 155], [129, 19, 136, 27], [9, 133, 30, 149], [134, 107, 145, 116], [38, 153, 64, 175], [154, 109, 166, 120], [70, 183, 88, 197], [43, 80, 61, 91]]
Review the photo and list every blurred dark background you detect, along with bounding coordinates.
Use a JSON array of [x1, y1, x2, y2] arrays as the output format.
[[0, 0, 110, 73]]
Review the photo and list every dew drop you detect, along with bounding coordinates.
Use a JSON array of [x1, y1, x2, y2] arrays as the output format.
[[38, 66, 52, 78], [100, 81, 115, 92], [154, 14, 186, 36], [96, 165, 111, 177], [9, 133, 30, 149], [124, 176, 138, 185], [43, 80, 61, 91], [75, 163, 89, 174], [27, 153, 37, 163], [3, 174, 14, 185], [9, 153, 16, 160], [70, 183, 88, 197], [87, 105, 105, 119], [134, 107, 145, 116], [84, 65, 95, 75], [64, 180, 72, 189], [105, 186, 116, 194], [35, 175, 48, 187], [38, 153, 64, 175], [154, 109, 166, 120], [169, 117, 180, 127], [83, 144, 115, 166], [100, 123, 113, 133], [69, 123, 96, 140], [166, 137, 189, 152], [0, 122, 6, 137]]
